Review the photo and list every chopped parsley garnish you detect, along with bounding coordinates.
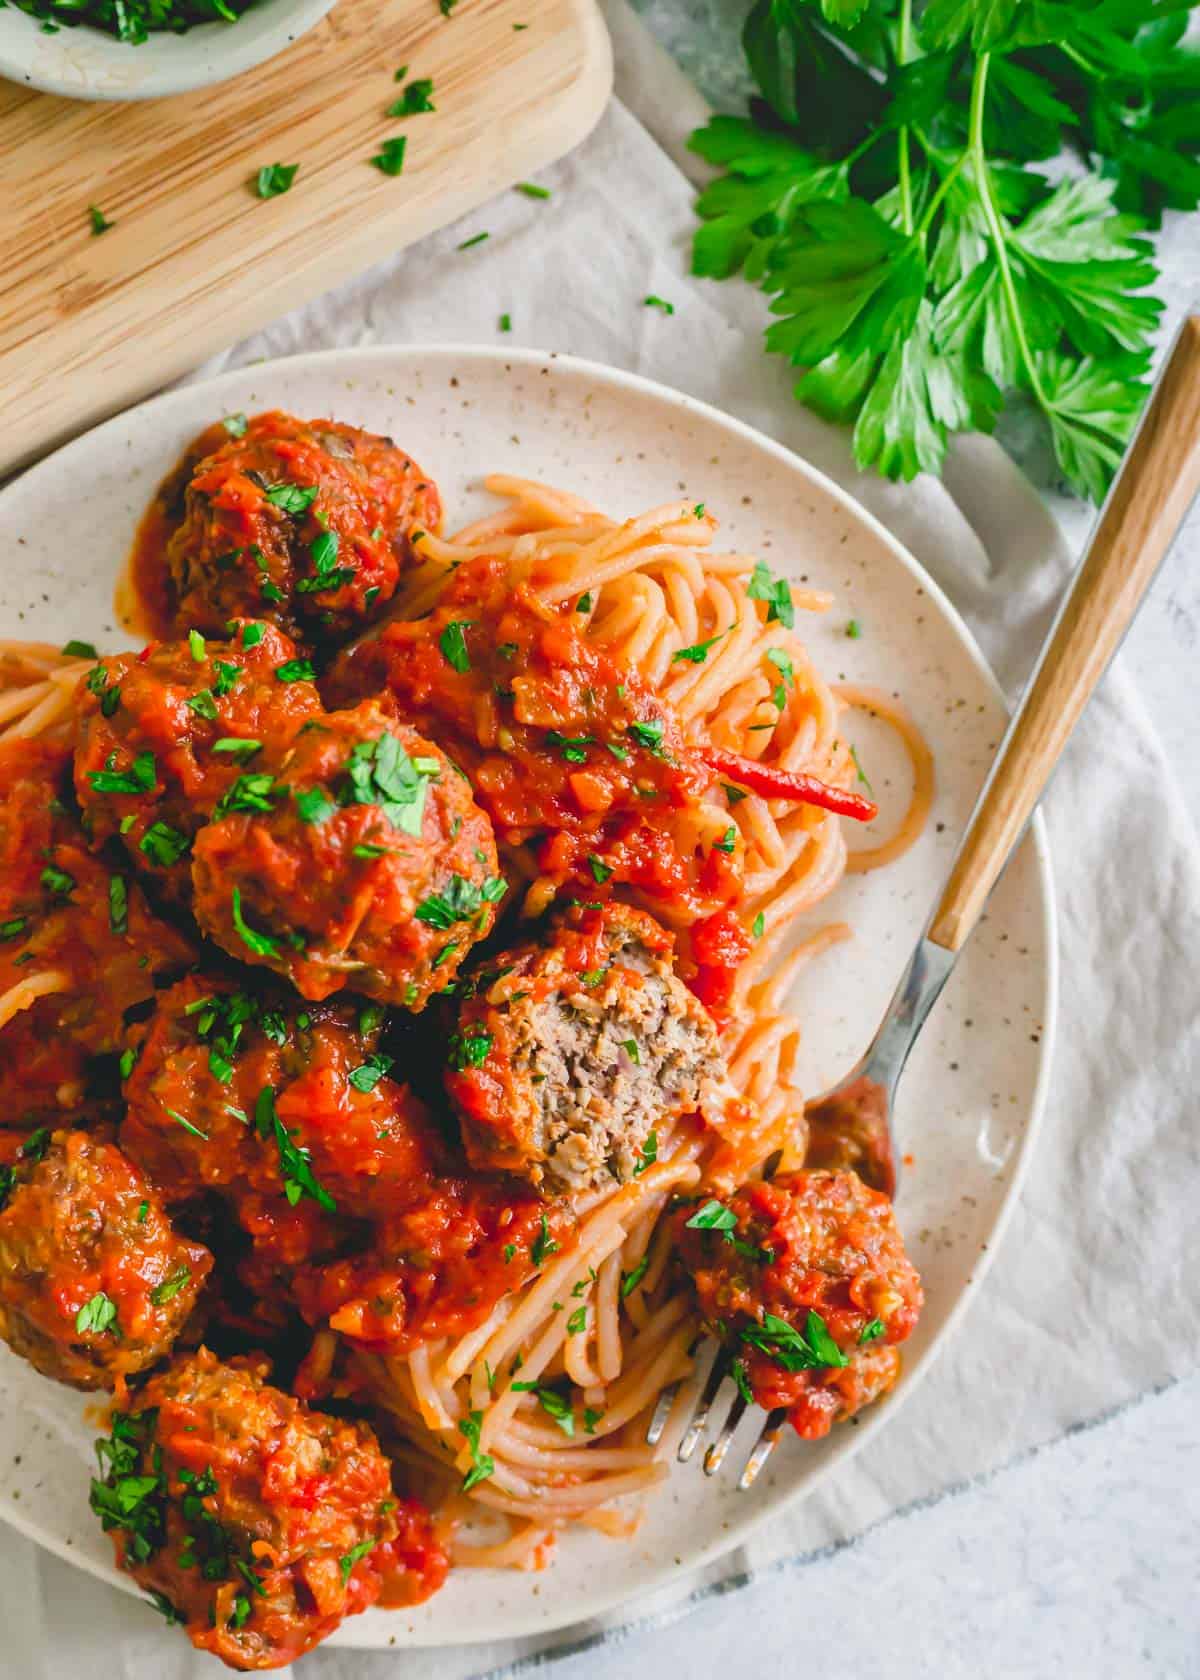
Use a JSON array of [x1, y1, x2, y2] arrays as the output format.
[[275, 658, 316, 683], [165, 1107, 208, 1141], [846, 619, 862, 640], [457, 1410, 495, 1492], [511, 1382, 575, 1437], [567, 1306, 587, 1335], [88, 749, 156, 795], [859, 1317, 886, 1344], [186, 689, 219, 721], [222, 413, 248, 438], [499, 312, 513, 332], [621, 1038, 641, 1066], [87, 206, 113, 237], [20, 1128, 49, 1162], [415, 873, 506, 929], [353, 841, 389, 858], [256, 162, 299, 200], [62, 638, 98, 658], [89, 1409, 165, 1567], [294, 787, 335, 825], [348, 1052, 394, 1094], [264, 480, 318, 514], [586, 854, 612, 885], [231, 886, 278, 958], [340, 734, 440, 838], [212, 737, 261, 759], [767, 647, 795, 688], [188, 630, 206, 662], [731, 1357, 754, 1405], [214, 772, 276, 817], [714, 826, 737, 854], [389, 76, 435, 115], [448, 1028, 493, 1071], [747, 561, 795, 629], [255, 1085, 336, 1211], [338, 1539, 377, 1584], [685, 1199, 738, 1235], [458, 231, 490, 250], [673, 624, 733, 664], [583, 1407, 602, 1434], [186, 990, 262, 1085], [850, 745, 874, 797], [516, 181, 551, 199], [531, 1211, 558, 1267], [742, 1309, 848, 1373], [40, 864, 75, 898], [576, 591, 593, 612], [149, 1267, 191, 1307], [75, 1292, 118, 1335], [439, 621, 473, 672], [139, 821, 190, 868], [627, 718, 665, 753], [752, 910, 765, 939], [0, 917, 28, 942], [644, 295, 675, 314], [295, 528, 355, 594], [502, 1242, 517, 1264], [545, 730, 594, 763], [632, 1132, 657, 1176], [241, 623, 265, 647], [371, 137, 408, 177], [108, 874, 128, 935]]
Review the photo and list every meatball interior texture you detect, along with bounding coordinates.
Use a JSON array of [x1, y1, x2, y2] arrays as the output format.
[[90, 1348, 447, 1669], [73, 621, 321, 902], [446, 902, 727, 1194], [165, 412, 442, 640], [191, 701, 503, 1007], [675, 1169, 924, 1439], [0, 1129, 211, 1391], [0, 736, 195, 1125], [121, 973, 446, 1225]]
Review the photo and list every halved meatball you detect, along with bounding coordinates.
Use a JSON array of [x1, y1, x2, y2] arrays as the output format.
[[674, 1169, 923, 1440], [121, 974, 445, 1223], [191, 700, 503, 1007], [90, 1347, 447, 1668], [164, 411, 441, 640], [0, 1129, 211, 1390], [73, 622, 321, 901], [0, 736, 194, 1125], [445, 902, 727, 1193]]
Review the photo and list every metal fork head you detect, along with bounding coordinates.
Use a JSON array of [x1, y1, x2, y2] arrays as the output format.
[[645, 1341, 786, 1489]]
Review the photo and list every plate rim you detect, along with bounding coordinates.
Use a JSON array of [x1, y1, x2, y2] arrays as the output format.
[[0, 341, 1059, 1647]]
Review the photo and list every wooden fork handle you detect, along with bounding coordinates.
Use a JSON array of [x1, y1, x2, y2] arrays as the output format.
[[927, 315, 1200, 954]]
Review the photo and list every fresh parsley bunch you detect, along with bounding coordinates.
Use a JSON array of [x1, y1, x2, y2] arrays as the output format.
[[690, 0, 1200, 500]]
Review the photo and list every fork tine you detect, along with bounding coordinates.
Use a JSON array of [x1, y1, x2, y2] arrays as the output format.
[[738, 1407, 787, 1489], [677, 1343, 731, 1462], [702, 1391, 748, 1475], [644, 1380, 680, 1447]]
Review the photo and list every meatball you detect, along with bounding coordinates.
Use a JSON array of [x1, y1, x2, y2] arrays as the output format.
[[445, 902, 727, 1193], [0, 736, 194, 1125], [191, 700, 503, 1007], [122, 974, 445, 1222], [674, 1170, 923, 1439], [73, 622, 321, 902], [0, 1129, 211, 1390], [164, 411, 442, 640], [89, 1347, 447, 1668]]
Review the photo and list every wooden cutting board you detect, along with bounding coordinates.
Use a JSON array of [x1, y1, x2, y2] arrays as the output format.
[[0, 0, 611, 475]]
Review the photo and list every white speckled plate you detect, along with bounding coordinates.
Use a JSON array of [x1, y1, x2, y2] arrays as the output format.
[[0, 347, 1056, 1649]]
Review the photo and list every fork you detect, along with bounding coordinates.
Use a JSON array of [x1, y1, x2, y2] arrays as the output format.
[[652, 313, 1200, 1488]]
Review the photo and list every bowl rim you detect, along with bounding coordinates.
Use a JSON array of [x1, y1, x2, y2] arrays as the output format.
[[0, 0, 338, 101]]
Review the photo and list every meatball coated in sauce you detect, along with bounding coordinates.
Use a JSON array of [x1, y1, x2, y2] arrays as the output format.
[[163, 412, 442, 641], [0, 1129, 211, 1391], [446, 902, 727, 1194], [121, 974, 446, 1223], [0, 737, 194, 1125], [191, 700, 503, 1007], [90, 1348, 447, 1669], [674, 1170, 923, 1439], [73, 623, 321, 902]]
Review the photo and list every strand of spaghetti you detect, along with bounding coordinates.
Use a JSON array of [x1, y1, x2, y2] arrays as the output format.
[[453, 1523, 557, 1570], [0, 970, 69, 1030], [439, 1292, 516, 1388], [481, 474, 601, 524], [0, 681, 55, 727], [464, 1464, 668, 1520], [407, 1343, 456, 1432], [593, 1247, 624, 1384], [836, 685, 935, 872], [494, 1438, 656, 1473], [563, 1303, 602, 1391]]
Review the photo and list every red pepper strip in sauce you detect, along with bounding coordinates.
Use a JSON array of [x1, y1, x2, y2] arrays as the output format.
[[701, 746, 878, 823]]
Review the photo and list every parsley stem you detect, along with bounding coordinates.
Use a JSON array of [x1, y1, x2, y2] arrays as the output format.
[[915, 144, 967, 241], [896, 0, 914, 237], [966, 52, 1048, 409]]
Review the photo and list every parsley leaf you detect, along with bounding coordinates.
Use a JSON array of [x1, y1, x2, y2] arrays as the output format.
[[256, 163, 299, 200]]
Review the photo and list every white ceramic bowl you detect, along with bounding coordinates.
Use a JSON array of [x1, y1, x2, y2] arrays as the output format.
[[0, 0, 336, 101]]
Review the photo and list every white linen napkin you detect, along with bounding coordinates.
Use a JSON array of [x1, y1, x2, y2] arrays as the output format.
[[3, 6, 1198, 1675]]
